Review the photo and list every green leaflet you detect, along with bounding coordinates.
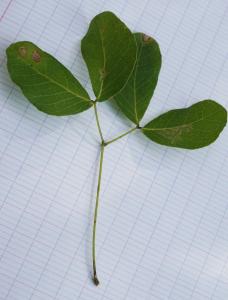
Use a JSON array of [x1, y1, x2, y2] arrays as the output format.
[[114, 33, 161, 125], [81, 11, 137, 101], [6, 41, 92, 116], [142, 100, 227, 149]]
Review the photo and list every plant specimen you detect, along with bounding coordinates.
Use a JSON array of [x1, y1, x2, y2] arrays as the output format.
[[6, 11, 227, 286]]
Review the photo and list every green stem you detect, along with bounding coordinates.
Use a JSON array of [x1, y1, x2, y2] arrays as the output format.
[[105, 126, 138, 146], [91, 102, 138, 286], [93, 101, 104, 143], [92, 142, 104, 286]]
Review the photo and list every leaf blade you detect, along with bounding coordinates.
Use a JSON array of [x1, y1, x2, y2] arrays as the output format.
[[81, 11, 137, 101], [114, 33, 162, 125], [6, 41, 93, 116], [142, 100, 227, 149]]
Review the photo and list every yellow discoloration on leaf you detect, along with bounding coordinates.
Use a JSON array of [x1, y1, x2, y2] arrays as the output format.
[[18, 46, 27, 58], [158, 124, 193, 144], [99, 68, 107, 80]]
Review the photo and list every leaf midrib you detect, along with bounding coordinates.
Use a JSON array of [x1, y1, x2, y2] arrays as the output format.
[[20, 59, 91, 103], [97, 26, 106, 99], [133, 40, 143, 125]]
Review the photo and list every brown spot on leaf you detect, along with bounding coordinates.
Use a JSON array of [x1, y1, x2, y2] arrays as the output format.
[[18, 46, 27, 58], [32, 50, 41, 63], [143, 34, 153, 44], [99, 68, 107, 80], [158, 124, 193, 144]]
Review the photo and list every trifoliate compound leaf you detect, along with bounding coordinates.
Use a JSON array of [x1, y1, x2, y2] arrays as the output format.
[[6, 41, 92, 116], [142, 100, 227, 149], [114, 33, 161, 125], [81, 11, 137, 101]]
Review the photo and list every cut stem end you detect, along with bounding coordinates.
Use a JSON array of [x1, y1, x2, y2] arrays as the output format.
[[93, 273, 100, 286]]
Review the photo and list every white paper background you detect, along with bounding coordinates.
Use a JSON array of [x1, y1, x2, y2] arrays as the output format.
[[0, 0, 228, 299]]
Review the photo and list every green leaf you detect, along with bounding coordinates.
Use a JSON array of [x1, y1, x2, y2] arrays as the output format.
[[6, 41, 93, 116], [142, 100, 227, 149], [114, 33, 161, 125], [81, 11, 137, 101]]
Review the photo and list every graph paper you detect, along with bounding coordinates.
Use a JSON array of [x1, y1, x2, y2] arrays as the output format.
[[0, 0, 228, 299]]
